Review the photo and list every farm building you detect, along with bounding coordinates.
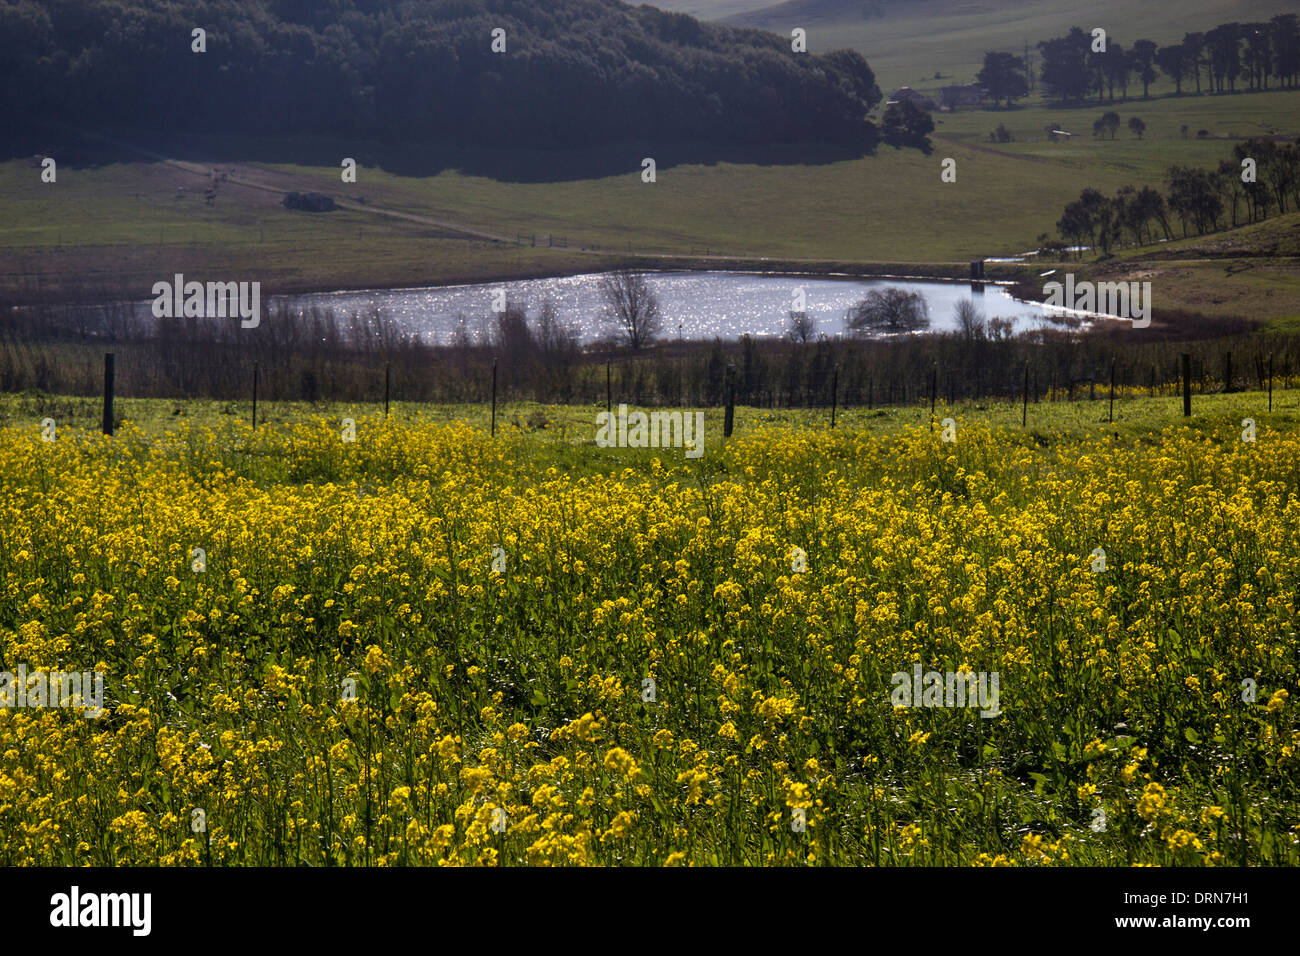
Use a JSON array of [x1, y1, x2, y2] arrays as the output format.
[[886, 87, 937, 110], [938, 84, 986, 110]]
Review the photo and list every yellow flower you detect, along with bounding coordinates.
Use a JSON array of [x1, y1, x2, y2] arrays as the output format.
[[363, 645, 387, 674], [1020, 833, 1047, 860], [1136, 783, 1167, 822], [602, 747, 641, 781]]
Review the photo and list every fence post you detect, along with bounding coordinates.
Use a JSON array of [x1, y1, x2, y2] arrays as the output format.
[[1268, 352, 1273, 412], [491, 358, 498, 437], [102, 353, 114, 436], [384, 362, 391, 417], [606, 361, 612, 417], [1224, 351, 1233, 393], [830, 365, 838, 428], [724, 364, 735, 438], [1022, 362, 1029, 427], [929, 363, 937, 430], [1182, 353, 1192, 417], [1108, 359, 1115, 423], [252, 361, 259, 429]]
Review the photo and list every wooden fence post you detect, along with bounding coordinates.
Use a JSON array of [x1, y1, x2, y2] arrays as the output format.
[[929, 363, 937, 430], [1022, 362, 1029, 427], [724, 364, 735, 438], [831, 365, 838, 428], [1108, 359, 1115, 423], [1182, 353, 1192, 417], [102, 353, 114, 436], [1268, 352, 1274, 412]]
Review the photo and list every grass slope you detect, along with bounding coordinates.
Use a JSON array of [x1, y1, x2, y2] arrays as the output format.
[[726, 0, 1292, 92]]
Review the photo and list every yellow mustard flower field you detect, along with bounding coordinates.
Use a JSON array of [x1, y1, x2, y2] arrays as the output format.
[[1, 403, 1297, 866]]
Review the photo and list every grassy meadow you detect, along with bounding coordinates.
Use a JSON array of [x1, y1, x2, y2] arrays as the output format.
[[1, 392, 1297, 865]]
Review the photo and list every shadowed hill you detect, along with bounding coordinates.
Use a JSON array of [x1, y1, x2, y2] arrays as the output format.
[[0, 0, 882, 175]]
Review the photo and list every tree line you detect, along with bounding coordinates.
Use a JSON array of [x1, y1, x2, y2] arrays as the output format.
[[976, 16, 1300, 107], [2, 278, 1286, 412], [0, 0, 882, 153], [1053, 138, 1300, 253]]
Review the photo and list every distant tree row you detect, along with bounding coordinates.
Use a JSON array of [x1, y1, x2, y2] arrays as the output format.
[[1054, 139, 1300, 254], [1088, 112, 1145, 140], [1038, 18, 1300, 104], [6, 289, 1283, 411], [0, 0, 882, 151], [975, 16, 1299, 108]]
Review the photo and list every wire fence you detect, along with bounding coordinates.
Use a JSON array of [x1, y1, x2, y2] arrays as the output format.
[[13, 341, 1290, 442]]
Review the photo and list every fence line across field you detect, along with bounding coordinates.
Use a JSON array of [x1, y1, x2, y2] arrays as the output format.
[[90, 348, 1286, 437]]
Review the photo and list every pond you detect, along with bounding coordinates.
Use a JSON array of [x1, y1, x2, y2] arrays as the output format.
[[257, 271, 1063, 345]]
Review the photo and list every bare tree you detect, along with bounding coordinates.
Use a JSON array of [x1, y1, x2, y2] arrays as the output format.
[[535, 297, 578, 355], [987, 316, 1015, 340], [448, 312, 472, 349], [845, 287, 930, 334], [954, 299, 986, 342], [598, 267, 662, 349], [493, 300, 534, 373], [786, 310, 816, 344]]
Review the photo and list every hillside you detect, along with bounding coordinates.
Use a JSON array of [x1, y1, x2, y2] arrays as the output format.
[[724, 0, 1295, 91], [2, 1, 1296, 322], [3, 83, 1298, 321], [0, 0, 880, 155], [647, 0, 772, 16]]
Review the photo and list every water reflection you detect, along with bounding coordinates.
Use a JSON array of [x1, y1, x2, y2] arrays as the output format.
[[175, 272, 1062, 344]]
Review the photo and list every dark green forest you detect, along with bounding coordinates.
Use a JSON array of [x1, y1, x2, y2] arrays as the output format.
[[0, 0, 882, 151]]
